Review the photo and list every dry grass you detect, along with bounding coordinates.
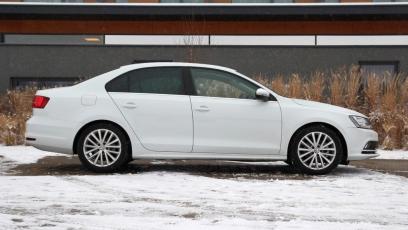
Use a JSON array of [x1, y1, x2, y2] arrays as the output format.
[[304, 72, 325, 102], [329, 72, 344, 107], [253, 74, 284, 96], [364, 74, 381, 112], [287, 74, 303, 99], [255, 67, 408, 150], [0, 68, 407, 150], [271, 75, 287, 96], [400, 78, 408, 149], [0, 88, 36, 146], [344, 66, 362, 110]]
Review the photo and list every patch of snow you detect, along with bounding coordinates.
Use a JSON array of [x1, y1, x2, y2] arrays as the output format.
[[0, 167, 407, 229], [0, 146, 407, 229], [375, 149, 408, 160], [0, 145, 63, 164]]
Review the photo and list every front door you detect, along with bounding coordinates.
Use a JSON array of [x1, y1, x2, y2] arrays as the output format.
[[107, 67, 193, 152], [189, 67, 281, 155]]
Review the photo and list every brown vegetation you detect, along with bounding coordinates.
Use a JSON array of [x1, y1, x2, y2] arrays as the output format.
[[0, 66, 407, 150], [0, 88, 36, 146], [254, 66, 408, 150]]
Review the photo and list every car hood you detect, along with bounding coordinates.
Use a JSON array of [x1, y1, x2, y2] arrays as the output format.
[[292, 99, 365, 117]]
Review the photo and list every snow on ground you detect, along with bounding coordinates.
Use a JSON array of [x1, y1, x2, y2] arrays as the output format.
[[0, 145, 64, 164], [1, 168, 407, 229], [0, 146, 407, 229], [376, 149, 408, 160]]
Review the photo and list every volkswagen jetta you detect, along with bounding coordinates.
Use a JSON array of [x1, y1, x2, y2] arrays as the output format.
[[25, 63, 378, 174]]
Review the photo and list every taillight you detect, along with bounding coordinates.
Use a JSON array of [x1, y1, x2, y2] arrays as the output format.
[[32, 95, 50, 109]]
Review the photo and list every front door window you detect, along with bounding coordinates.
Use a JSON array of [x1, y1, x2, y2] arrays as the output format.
[[190, 68, 258, 99]]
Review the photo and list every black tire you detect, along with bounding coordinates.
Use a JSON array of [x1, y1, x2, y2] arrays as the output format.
[[289, 125, 343, 175], [76, 123, 131, 173]]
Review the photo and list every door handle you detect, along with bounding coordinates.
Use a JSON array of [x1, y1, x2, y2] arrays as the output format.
[[195, 105, 210, 112], [122, 102, 137, 109]]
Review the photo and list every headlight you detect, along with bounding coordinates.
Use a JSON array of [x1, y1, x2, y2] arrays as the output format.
[[349, 115, 372, 129]]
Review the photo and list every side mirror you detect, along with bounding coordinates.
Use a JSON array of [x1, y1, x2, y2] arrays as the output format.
[[255, 88, 271, 101]]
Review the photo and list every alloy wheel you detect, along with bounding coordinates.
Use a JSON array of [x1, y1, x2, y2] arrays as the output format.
[[297, 131, 336, 170], [83, 129, 122, 167]]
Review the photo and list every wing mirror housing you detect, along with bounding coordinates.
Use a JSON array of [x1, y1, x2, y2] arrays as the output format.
[[255, 88, 272, 101]]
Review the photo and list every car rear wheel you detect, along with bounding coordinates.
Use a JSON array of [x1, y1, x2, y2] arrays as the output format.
[[77, 123, 130, 173], [290, 125, 343, 175]]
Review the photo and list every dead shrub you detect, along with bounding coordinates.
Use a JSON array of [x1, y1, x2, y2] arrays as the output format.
[[304, 72, 325, 102], [271, 75, 287, 96], [0, 68, 406, 149], [0, 88, 36, 146], [253, 73, 272, 88], [287, 74, 303, 99], [364, 74, 381, 112], [329, 71, 344, 106], [253, 66, 408, 150], [344, 66, 362, 110]]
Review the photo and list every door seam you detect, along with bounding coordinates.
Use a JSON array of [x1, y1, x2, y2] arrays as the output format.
[[189, 96, 195, 153]]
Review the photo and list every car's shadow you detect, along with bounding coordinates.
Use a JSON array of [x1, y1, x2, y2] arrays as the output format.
[[7, 155, 366, 180]]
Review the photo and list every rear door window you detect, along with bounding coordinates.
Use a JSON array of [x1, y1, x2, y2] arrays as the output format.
[[106, 67, 185, 95]]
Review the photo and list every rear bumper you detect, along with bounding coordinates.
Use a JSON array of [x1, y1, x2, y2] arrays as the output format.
[[345, 127, 379, 160], [25, 116, 75, 155]]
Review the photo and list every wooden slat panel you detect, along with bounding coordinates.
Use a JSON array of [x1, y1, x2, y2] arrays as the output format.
[[1, 20, 408, 35]]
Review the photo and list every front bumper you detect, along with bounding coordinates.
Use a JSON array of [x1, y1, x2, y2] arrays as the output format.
[[345, 127, 379, 160]]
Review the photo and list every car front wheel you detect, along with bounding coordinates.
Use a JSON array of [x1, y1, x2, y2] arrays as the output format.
[[77, 123, 130, 173], [290, 125, 343, 175]]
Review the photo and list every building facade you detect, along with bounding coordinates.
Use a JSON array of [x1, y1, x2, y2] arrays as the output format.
[[0, 2, 408, 91]]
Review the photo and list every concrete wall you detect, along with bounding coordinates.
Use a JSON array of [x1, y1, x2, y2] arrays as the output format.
[[1, 45, 408, 92]]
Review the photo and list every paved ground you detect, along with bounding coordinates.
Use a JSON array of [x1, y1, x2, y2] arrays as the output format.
[[351, 160, 408, 178], [7, 155, 408, 179], [8, 156, 310, 180]]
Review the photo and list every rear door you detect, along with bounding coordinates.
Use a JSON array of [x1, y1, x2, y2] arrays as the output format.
[[107, 67, 193, 152]]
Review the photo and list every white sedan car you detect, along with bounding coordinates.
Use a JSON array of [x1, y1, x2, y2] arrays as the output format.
[[26, 62, 378, 174]]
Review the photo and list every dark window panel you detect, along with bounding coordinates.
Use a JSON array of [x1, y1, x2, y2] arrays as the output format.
[[105, 75, 129, 92], [10, 77, 80, 90], [129, 68, 184, 95], [359, 61, 399, 78], [106, 67, 185, 95], [4, 35, 104, 45]]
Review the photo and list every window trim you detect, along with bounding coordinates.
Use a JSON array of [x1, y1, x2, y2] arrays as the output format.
[[105, 66, 189, 96]]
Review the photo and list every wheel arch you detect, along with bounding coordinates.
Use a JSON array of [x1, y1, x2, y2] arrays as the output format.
[[287, 122, 348, 165], [72, 120, 132, 157]]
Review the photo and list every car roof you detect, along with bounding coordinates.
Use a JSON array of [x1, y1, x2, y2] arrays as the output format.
[[120, 62, 238, 74]]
